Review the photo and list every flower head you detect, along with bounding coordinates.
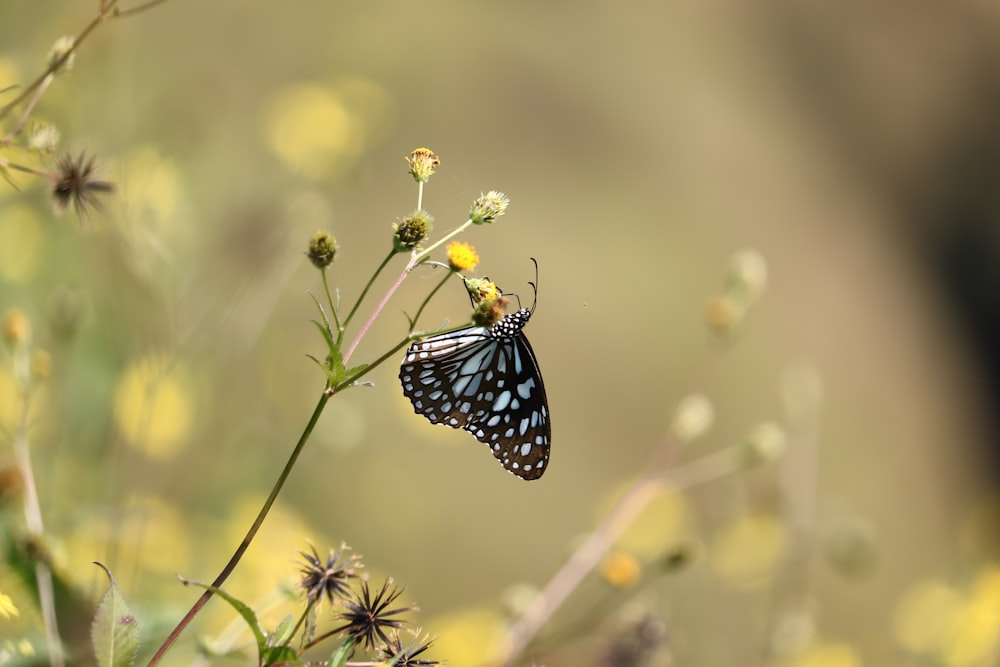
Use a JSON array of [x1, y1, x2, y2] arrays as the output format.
[[394, 211, 433, 252], [405, 148, 440, 184], [469, 190, 509, 225], [446, 241, 479, 272], [307, 231, 338, 269], [381, 631, 439, 667], [297, 543, 361, 605], [51, 152, 113, 217], [335, 578, 416, 650], [464, 277, 508, 327], [47, 36, 76, 74]]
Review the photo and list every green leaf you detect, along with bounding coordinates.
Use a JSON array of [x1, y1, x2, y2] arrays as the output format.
[[181, 578, 267, 656], [311, 319, 336, 355], [261, 645, 300, 665], [270, 614, 296, 647], [345, 364, 368, 381], [91, 562, 140, 667], [328, 638, 355, 667], [308, 291, 334, 334]]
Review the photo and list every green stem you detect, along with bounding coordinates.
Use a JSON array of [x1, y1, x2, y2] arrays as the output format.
[[409, 270, 455, 334], [412, 219, 473, 264], [146, 389, 332, 667], [340, 250, 397, 341], [322, 269, 341, 335]]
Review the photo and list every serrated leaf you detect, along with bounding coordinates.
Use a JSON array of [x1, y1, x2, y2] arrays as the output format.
[[91, 562, 140, 667], [328, 638, 355, 667], [182, 578, 267, 656], [270, 614, 296, 647]]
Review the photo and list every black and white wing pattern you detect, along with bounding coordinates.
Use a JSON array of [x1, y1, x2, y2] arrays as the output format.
[[399, 308, 551, 480]]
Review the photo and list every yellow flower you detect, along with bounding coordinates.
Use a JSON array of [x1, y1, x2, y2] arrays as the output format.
[[601, 552, 642, 588], [447, 241, 479, 272], [0, 590, 19, 618]]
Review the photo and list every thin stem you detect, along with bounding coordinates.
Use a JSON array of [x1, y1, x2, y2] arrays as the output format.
[[0, 3, 117, 121], [112, 0, 173, 18], [416, 181, 425, 210], [1, 74, 53, 146], [146, 390, 332, 667], [495, 445, 748, 667], [340, 251, 397, 341], [409, 270, 455, 334], [322, 269, 341, 336], [12, 380, 64, 667], [342, 256, 418, 365], [0, 0, 173, 123], [412, 219, 472, 264], [0, 156, 51, 178], [337, 337, 415, 388]]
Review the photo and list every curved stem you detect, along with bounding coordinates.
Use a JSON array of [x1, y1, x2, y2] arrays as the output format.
[[146, 389, 332, 667]]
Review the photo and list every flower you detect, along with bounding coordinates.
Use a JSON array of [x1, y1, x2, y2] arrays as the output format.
[[2, 309, 31, 349], [601, 552, 642, 588], [335, 578, 416, 650], [380, 631, 439, 667], [298, 543, 361, 605], [446, 241, 479, 272], [0, 590, 19, 619], [463, 277, 507, 327], [469, 190, 509, 225], [51, 152, 114, 217], [405, 148, 440, 183], [47, 36, 76, 74], [307, 231, 338, 268], [394, 211, 433, 252]]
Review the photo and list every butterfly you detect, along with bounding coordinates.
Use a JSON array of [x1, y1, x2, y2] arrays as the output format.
[[398, 270, 551, 480]]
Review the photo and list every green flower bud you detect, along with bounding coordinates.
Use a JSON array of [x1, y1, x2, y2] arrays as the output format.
[[307, 231, 338, 268]]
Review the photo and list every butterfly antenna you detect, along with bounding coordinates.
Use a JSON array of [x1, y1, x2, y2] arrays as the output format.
[[528, 257, 539, 314]]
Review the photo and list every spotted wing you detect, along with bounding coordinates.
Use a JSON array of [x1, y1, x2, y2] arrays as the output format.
[[399, 328, 551, 480]]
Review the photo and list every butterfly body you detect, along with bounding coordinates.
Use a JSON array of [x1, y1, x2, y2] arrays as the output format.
[[399, 308, 551, 480]]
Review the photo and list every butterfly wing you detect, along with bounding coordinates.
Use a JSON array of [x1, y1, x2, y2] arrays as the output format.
[[399, 327, 551, 480]]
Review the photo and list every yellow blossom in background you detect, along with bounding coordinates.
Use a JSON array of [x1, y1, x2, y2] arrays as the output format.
[[894, 578, 964, 654], [447, 241, 479, 272], [209, 497, 322, 631], [63, 494, 191, 599], [120, 145, 181, 223], [777, 642, 862, 667], [710, 514, 786, 589], [601, 484, 689, 558], [601, 551, 642, 588], [430, 606, 503, 667], [0, 204, 43, 283], [113, 353, 194, 460], [261, 78, 391, 181], [0, 590, 18, 618], [941, 566, 1000, 667]]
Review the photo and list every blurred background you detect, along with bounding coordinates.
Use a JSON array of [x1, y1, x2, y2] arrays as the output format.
[[1, 0, 999, 665]]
